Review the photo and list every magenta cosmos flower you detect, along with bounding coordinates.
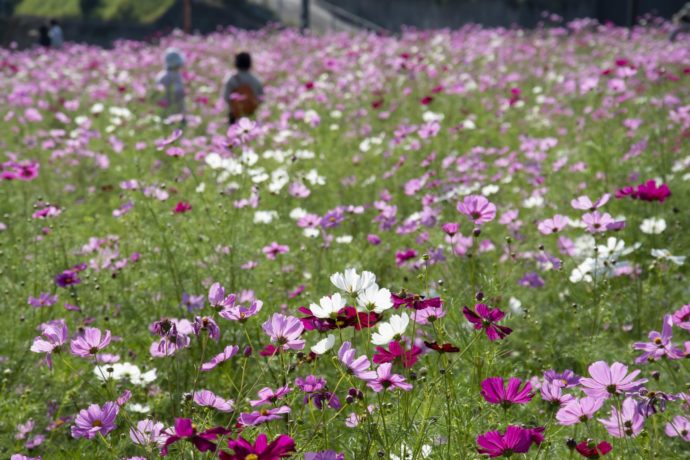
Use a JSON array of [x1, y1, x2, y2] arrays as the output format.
[[463, 304, 512, 341], [262, 242, 289, 260], [481, 377, 533, 407], [476, 425, 542, 457], [201, 345, 239, 371], [161, 418, 231, 456], [238, 406, 291, 426], [575, 440, 612, 458], [457, 195, 497, 225], [633, 314, 683, 364], [338, 341, 377, 380], [220, 433, 295, 460], [70, 401, 119, 439], [598, 397, 645, 438], [556, 397, 605, 425], [70, 327, 111, 358], [579, 361, 647, 399], [367, 363, 413, 392], [262, 314, 305, 351]]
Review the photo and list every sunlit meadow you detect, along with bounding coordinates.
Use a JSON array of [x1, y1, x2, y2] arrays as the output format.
[[2, 16, 690, 460]]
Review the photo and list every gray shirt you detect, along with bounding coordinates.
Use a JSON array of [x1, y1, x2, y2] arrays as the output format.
[[223, 71, 264, 104]]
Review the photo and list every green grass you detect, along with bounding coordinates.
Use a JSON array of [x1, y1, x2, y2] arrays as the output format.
[[15, 0, 176, 23]]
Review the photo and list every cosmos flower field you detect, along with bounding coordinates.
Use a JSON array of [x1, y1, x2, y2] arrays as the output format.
[[2, 17, 690, 460]]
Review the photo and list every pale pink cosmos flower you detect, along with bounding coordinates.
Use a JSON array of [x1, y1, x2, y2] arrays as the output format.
[[579, 361, 647, 399], [665, 415, 690, 441], [201, 345, 239, 371], [262, 242, 289, 260], [410, 306, 445, 325], [238, 406, 291, 426], [367, 363, 413, 392], [556, 397, 605, 425], [30, 320, 68, 369], [537, 215, 569, 235], [193, 390, 234, 412], [598, 397, 645, 438], [250, 385, 291, 407], [338, 341, 377, 381], [129, 419, 168, 447], [571, 193, 610, 211], [70, 327, 111, 358], [219, 300, 263, 321], [581, 211, 615, 233], [456, 195, 497, 225], [262, 313, 305, 351]]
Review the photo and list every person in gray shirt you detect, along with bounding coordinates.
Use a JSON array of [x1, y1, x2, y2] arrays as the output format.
[[223, 52, 264, 125]]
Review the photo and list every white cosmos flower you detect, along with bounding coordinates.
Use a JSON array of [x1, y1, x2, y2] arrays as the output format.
[[330, 268, 377, 296], [640, 218, 666, 234], [303, 228, 319, 238], [311, 334, 335, 355], [310, 293, 347, 319], [390, 441, 431, 460], [289, 208, 307, 220], [132, 368, 157, 385], [371, 313, 409, 345], [335, 235, 353, 244], [253, 211, 278, 224], [357, 285, 393, 314], [651, 249, 686, 266], [127, 404, 151, 414], [94, 363, 156, 386]]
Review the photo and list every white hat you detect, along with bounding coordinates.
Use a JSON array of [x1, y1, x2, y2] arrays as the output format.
[[164, 48, 185, 70]]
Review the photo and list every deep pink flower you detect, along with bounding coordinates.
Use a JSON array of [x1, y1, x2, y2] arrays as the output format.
[[220, 433, 295, 460], [457, 195, 497, 225], [463, 304, 512, 341], [173, 201, 192, 214], [161, 418, 230, 456], [70, 401, 118, 439], [373, 341, 421, 368], [575, 440, 612, 458], [476, 425, 539, 457], [481, 377, 533, 406], [635, 180, 671, 202], [70, 327, 111, 358], [579, 361, 647, 399]]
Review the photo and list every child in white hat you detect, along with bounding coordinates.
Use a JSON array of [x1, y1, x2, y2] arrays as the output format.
[[156, 48, 186, 124]]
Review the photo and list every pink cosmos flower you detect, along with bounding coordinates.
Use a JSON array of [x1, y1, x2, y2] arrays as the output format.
[[598, 397, 644, 438], [70, 327, 111, 358], [537, 215, 569, 234], [457, 195, 497, 225], [665, 416, 690, 441], [367, 363, 413, 392], [633, 315, 683, 364], [220, 300, 263, 321], [571, 194, 610, 211], [238, 406, 291, 426], [27, 293, 58, 308], [581, 211, 615, 233], [556, 397, 605, 425], [130, 419, 168, 447], [671, 304, 690, 331], [193, 390, 234, 412], [250, 385, 291, 407], [201, 345, 239, 371], [262, 242, 289, 260], [30, 319, 68, 369], [540, 381, 575, 407], [338, 341, 377, 381], [71, 401, 119, 439], [575, 440, 612, 458], [579, 361, 647, 399], [208, 283, 236, 309], [481, 377, 533, 406], [262, 314, 305, 351], [410, 305, 445, 325]]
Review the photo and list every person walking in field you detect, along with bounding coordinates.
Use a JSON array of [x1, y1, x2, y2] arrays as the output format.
[[223, 52, 264, 125], [48, 19, 64, 49], [156, 48, 187, 125]]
